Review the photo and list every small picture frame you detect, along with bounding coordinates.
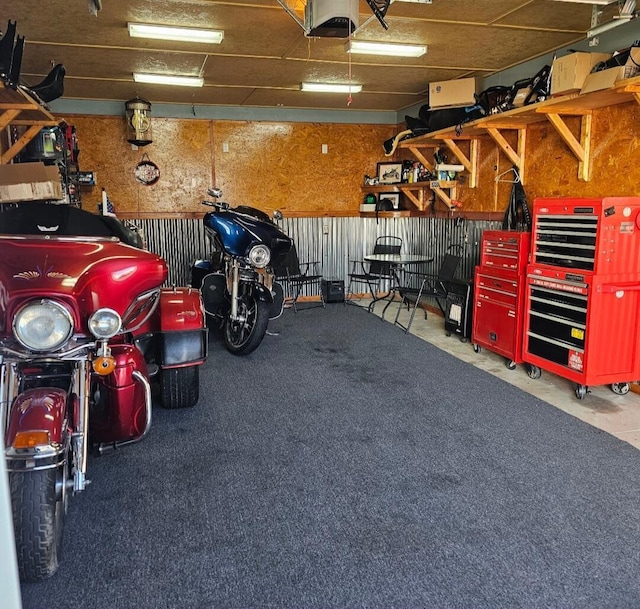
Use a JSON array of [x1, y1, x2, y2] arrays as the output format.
[[377, 162, 402, 185], [379, 192, 401, 210]]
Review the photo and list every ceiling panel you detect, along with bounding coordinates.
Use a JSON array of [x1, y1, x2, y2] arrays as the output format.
[[0, 0, 605, 113]]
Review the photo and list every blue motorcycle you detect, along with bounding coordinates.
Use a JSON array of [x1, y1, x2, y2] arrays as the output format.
[[191, 189, 292, 355]]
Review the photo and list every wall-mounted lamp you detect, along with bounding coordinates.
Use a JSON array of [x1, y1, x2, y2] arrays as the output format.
[[125, 97, 152, 147]]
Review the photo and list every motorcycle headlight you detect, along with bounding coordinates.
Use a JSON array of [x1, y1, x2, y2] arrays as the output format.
[[13, 300, 74, 352], [248, 244, 271, 268], [88, 308, 122, 339]]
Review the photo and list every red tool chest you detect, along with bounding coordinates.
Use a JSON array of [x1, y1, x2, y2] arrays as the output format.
[[472, 230, 530, 368], [523, 197, 640, 399]]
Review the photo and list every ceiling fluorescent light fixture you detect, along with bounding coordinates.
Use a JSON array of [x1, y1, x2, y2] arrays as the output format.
[[588, 14, 633, 37], [549, 0, 612, 4], [346, 40, 427, 57], [128, 23, 224, 44], [133, 73, 204, 87], [301, 82, 362, 93]]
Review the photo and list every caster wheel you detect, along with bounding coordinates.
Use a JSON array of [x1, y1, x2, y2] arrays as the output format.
[[473, 343, 481, 354], [460, 337, 468, 343], [611, 382, 630, 396], [575, 385, 588, 400], [527, 365, 541, 380], [445, 331, 451, 337], [505, 360, 516, 371]]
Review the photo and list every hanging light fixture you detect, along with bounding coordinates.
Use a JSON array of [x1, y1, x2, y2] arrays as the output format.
[[125, 97, 153, 147]]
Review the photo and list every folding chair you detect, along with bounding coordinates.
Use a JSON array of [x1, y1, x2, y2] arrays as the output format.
[[394, 252, 461, 333], [345, 235, 402, 306], [274, 243, 325, 312]]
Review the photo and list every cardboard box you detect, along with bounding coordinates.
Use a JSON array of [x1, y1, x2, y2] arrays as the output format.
[[429, 77, 483, 109], [0, 162, 63, 203], [580, 48, 640, 95], [551, 52, 611, 95]]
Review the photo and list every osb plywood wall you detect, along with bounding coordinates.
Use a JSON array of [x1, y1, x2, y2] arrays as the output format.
[[68, 100, 640, 218], [69, 115, 395, 217]]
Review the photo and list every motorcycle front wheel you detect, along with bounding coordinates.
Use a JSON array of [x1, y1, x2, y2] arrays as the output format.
[[10, 465, 67, 582], [224, 292, 269, 355]]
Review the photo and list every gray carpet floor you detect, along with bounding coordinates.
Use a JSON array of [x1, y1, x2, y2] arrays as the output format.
[[20, 304, 640, 609]]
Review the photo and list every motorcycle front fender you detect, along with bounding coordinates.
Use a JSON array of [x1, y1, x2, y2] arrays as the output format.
[[5, 387, 69, 471]]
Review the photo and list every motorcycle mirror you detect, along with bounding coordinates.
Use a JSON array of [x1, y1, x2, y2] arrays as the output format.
[[207, 187, 222, 198], [273, 210, 283, 221]]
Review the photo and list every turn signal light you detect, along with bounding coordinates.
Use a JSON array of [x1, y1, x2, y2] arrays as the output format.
[[13, 430, 51, 449], [93, 356, 116, 375]]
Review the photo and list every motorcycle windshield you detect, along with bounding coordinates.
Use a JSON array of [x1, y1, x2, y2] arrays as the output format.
[[204, 211, 292, 261], [0, 237, 167, 329]]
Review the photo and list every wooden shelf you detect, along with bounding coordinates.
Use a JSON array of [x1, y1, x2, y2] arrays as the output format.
[[361, 180, 459, 211], [0, 82, 58, 164], [399, 75, 640, 184]]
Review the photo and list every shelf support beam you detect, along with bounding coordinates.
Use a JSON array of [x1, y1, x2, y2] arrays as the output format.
[[486, 127, 526, 184], [1, 124, 42, 164], [544, 112, 592, 181], [441, 137, 478, 188]]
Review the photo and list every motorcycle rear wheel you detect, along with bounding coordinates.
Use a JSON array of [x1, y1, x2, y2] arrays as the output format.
[[160, 365, 200, 409], [224, 293, 269, 355], [10, 466, 66, 582]]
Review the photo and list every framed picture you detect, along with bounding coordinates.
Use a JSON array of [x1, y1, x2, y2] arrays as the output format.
[[379, 192, 401, 210], [377, 162, 402, 185]]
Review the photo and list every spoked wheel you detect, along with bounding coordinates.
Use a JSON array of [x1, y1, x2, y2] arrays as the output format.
[[224, 293, 270, 355], [527, 365, 541, 380], [611, 382, 630, 396], [575, 384, 588, 400], [161, 365, 200, 408], [10, 462, 68, 582]]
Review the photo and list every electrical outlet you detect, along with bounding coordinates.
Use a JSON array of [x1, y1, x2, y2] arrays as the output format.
[[323, 224, 329, 234], [322, 144, 328, 154]]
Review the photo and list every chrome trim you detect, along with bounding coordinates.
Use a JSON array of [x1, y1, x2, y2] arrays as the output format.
[[6, 444, 66, 472], [71, 360, 91, 492], [0, 340, 95, 360], [121, 288, 161, 333]]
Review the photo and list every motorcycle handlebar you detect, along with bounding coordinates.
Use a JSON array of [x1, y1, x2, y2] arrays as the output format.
[[201, 200, 230, 210]]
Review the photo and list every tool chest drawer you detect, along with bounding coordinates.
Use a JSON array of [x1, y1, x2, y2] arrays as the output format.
[[532, 197, 640, 275], [472, 266, 526, 364], [475, 272, 518, 306], [480, 230, 530, 272]]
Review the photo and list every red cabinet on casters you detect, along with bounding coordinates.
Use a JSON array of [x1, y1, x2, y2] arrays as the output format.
[[523, 197, 640, 399], [472, 231, 530, 369]]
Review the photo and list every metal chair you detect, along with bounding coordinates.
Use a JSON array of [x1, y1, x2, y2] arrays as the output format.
[[394, 250, 462, 333], [345, 235, 402, 306], [274, 242, 325, 312]]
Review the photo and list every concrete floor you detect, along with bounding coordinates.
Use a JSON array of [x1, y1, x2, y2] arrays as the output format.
[[355, 297, 640, 451]]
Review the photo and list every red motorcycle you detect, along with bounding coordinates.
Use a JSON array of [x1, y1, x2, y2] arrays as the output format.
[[0, 201, 208, 582]]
